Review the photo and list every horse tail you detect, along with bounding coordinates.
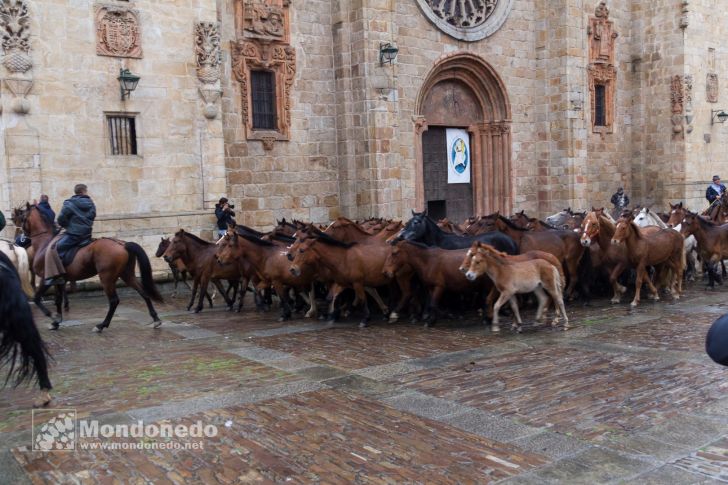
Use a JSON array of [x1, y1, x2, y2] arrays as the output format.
[[14, 246, 34, 298], [0, 252, 53, 390], [124, 242, 164, 303]]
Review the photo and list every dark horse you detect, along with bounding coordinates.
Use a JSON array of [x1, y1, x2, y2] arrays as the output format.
[[0, 251, 53, 407], [14, 204, 163, 332], [394, 211, 518, 254]]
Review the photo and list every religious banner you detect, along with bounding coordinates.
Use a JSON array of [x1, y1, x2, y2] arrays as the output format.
[[446, 128, 471, 184]]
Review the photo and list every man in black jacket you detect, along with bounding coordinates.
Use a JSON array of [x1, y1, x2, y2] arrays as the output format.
[[706, 175, 727, 205], [214, 197, 235, 238], [43, 184, 96, 286], [36, 194, 56, 228]]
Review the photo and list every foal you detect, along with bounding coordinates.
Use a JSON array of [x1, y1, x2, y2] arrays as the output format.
[[460, 243, 567, 333]]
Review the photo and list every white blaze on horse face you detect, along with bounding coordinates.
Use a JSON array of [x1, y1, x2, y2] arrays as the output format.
[[465, 270, 478, 282]]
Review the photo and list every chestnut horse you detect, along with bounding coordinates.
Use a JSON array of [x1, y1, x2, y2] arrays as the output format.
[[162, 230, 237, 313], [289, 234, 392, 327], [611, 215, 685, 306], [460, 243, 567, 333], [15, 204, 162, 332], [382, 240, 488, 326], [679, 211, 728, 287]]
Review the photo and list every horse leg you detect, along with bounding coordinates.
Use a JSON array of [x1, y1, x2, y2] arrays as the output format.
[[275, 283, 292, 322], [305, 283, 318, 318], [424, 285, 444, 327], [53, 284, 64, 323], [563, 256, 579, 299], [389, 274, 413, 324], [94, 286, 120, 333], [354, 284, 370, 328], [631, 265, 646, 307], [507, 296, 523, 333], [187, 278, 200, 311], [364, 286, 388, 318], [121, 271, 162, 328], [545, 283, 569, 330], [34, 283, 61, 330], [533, 286, 548, 324], [608, 263, 627, 304], [171, 266, 180, 298], [490, 292, 510, 333], [236, 276, 250, 312]]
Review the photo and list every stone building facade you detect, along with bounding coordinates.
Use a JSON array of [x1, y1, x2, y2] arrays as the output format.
[[1, 0, 727, 273]]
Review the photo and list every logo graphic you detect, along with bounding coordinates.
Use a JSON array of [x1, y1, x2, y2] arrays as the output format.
[[32, 409, 76, 451], [450, 137, 469, 174]]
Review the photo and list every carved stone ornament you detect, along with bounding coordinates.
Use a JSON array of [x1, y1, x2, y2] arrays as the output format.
[[587, 1, 618, 65], [231, 40, 296, 141], [95, 5, 142, 58], [0, 0, 32, 73], [707, 73, 719, 103], [414, 0, 513, 42], [237, 0, 290, 43], [195, 22, 221, 84], [671, 75, 684, 115]]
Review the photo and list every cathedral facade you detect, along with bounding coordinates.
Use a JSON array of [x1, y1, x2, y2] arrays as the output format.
[[0, 0, 726, 264]]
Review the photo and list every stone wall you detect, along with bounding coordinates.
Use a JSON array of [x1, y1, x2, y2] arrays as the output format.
[[0, 0, 225, 262]]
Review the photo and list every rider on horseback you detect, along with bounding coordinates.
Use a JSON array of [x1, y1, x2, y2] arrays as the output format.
[[43, 184, 96, 286], [706, 175, 726, 206]]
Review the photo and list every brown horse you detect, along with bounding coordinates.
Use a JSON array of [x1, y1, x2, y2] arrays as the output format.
[[679, 211, 728, 287], [460, 243, 567, 333], [483, 213, 587, 299], [15, 203, 162, 332], [162, 230, 237, 313], [611, 215, 685, 306], [382, 240, 488, 326], [215, 229, 312, 320], [289, 234, 392, 327]]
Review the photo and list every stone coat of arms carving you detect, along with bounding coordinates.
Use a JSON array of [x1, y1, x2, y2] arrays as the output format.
[[237, 0, 290, 43], [95, 5, 142, 58], [414, 0, 512, 42]]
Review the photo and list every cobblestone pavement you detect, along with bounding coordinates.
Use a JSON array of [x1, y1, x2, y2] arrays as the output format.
[[1, 282, 728, 484]]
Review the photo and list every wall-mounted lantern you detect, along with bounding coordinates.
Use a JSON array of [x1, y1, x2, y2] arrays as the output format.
[[118, 68, 140, 101], [379, 42, 399, 66], [711, 109, 728, 125]]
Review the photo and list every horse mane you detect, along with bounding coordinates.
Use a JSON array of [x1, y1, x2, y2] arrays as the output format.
[[401, 239, 431, 250], [176, 230, 214, 246], [330, 217, 371, 235], [313, 231, 355, 248], [269, 233, 296, 244], [532, 218, 560, 230], [237, 232, 276, 247], [497, 215, 528, 231], [234, 224, 265, 238], [475, 243, 507, 263], [629, 221, 644, 239]]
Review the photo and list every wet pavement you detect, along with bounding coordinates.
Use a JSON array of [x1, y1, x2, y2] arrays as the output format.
[[1, 282, 728, 484]]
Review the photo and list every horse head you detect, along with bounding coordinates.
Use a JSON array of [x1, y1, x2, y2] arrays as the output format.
[[580, 210, 602, 247], [288, 237, 318, 277], [396, 212, 429, 243], [155, 237, 171, 257]]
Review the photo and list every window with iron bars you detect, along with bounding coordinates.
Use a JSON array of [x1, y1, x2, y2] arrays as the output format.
[[107, 115, 138, 155], [250, 70, 277, 130], [594, 84, 606, 127]]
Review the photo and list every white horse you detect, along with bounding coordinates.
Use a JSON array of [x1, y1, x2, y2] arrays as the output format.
[[0, 239, 34, 297], [633, 207, 699, 281]]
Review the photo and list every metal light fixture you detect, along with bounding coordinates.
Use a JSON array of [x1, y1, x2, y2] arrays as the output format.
[[379, 42, 399, 66], [118, 68, 140, 100], [711, 109, 728, 125]]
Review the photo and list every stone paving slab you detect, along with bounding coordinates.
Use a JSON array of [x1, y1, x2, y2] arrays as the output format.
[[12, 390, 547, 484], [2, 283, 728, 483]]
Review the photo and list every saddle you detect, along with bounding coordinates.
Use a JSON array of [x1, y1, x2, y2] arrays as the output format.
[[59, 238, 95, 267]]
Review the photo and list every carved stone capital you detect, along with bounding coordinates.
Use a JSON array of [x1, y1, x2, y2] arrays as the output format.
[[95, 5, 142, 58]]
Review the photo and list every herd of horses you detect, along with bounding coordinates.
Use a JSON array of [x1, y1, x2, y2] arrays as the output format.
[[4, 200, 728, 407]]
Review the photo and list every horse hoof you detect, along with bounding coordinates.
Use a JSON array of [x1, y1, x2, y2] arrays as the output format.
[[610, 298, 620, 304], [359, 321, 368, 328], [32, 392, 52, 408], [491, 326, 501, 333], [153, 320, 163, 329], [48, 323, 60, 331], [630, 302, 639, 308], [93, 326, 103, 333]]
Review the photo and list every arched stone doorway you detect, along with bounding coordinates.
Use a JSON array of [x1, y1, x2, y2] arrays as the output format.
[[414, 53, 512, 219]]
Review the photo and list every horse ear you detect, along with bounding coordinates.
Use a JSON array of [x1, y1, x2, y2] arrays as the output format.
[[645, 207, 650, 213], [411, 209, 416, 216], [679, 202, 683, 208]]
